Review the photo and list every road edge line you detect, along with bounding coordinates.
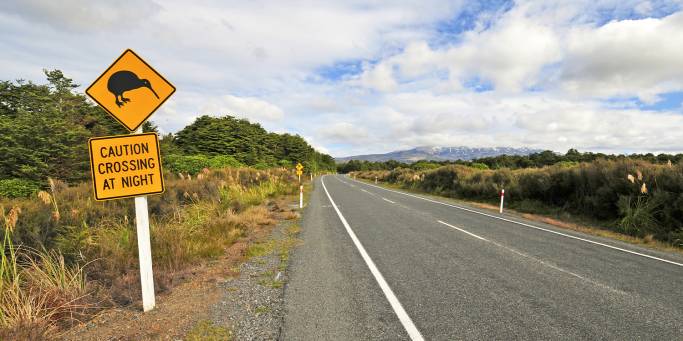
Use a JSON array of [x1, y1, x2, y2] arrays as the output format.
[[321, 176, 425, 341]]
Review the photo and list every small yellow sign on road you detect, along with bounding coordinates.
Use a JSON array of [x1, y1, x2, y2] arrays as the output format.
[[88, 133, 164, 201], [86, 49, 175, 131]]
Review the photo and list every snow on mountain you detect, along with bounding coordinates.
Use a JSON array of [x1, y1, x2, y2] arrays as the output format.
[[335, 146, 542, 163]]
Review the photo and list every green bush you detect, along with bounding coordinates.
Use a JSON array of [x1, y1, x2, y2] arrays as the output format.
[[208, 155, 243, 169], [411, 161, 441, 170], [163, 154, 208, 174], [617, 195, 662, 237], [470, 162, 489, 170], [163, 154, 244, 174], [0, 179, 40, 198]]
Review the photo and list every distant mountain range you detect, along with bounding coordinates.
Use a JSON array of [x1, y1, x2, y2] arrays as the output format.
[[335, 146, 543, 163]]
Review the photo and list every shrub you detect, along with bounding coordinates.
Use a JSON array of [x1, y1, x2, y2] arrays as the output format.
[[163, 154, 244, 174], [208, 155, 242, 169], [470, 162, 489, 170], [617, 195, 661, 237], [0, 179, 40, 198]]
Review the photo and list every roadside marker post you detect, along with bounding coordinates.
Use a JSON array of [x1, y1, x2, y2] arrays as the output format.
[[300, 185, 304, 208], [86, 49, 175, 312], [499, 189, 505, 214], [375, 176, 378, 184], [296, 163, 304, 208]]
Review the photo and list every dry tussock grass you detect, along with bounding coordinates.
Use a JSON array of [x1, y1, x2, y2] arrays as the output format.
[[0, 167, 300, 338]]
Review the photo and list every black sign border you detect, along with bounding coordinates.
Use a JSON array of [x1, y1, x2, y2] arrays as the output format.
[[86, 49, 176, 132]]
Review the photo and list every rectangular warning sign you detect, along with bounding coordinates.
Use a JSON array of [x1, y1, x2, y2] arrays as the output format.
[[88, 133, 164, 201]]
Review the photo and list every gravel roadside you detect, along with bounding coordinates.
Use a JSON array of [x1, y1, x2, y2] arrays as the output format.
[[209, 212, 301, 340]]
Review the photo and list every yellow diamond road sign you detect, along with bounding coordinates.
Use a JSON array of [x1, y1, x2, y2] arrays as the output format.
[[88, 133, 165, 201], [86, 49, 175, 131]]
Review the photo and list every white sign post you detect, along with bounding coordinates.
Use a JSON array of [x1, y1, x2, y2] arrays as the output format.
[[499, 189, 505, 214], [133, 127, 156, 312]]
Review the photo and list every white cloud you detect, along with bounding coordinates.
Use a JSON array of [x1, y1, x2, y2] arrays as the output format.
[[0, 0, 161, 31], [2, 0, 683, 157], [200, 95, 285, 121], [356, 62, 398, 92], [561, 11, 683, 101], [444, 7, 562, 92], [351, 4, 563, 93], [318, 122, 369, 144]]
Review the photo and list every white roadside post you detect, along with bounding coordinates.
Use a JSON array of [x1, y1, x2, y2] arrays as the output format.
[[134, 127, 156, 312], [499, 189, 505, 214], [375, 176, 378, 184], [299, 185, 304, 208]]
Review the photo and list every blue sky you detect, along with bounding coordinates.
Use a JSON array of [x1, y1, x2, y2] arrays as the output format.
[[1, 0, 683, 157]]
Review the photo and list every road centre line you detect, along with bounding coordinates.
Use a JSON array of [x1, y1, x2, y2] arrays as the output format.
[[382, 197, 396, 204], [321, 176, 424, 341], [346, 176, 683, 268], [437, 220, 626, 294], [437, 220, 488, 241]]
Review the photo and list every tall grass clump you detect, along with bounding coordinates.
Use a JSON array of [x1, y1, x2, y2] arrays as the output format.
[[1, 206, 92, 340]]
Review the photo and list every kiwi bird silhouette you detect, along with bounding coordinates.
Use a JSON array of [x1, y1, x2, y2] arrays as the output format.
[[107, 70, 159, 107]]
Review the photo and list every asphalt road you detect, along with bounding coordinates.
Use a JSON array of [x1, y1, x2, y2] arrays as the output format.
[[281, 175, 683, 340]]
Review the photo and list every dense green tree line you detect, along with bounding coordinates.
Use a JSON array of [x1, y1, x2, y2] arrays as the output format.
[[467, 148, 683, 169], [171, 115, 335, 172], [0, 71, 334, 196], [337, 148, 683, 173]]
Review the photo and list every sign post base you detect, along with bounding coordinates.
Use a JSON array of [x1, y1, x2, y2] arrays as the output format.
[[135, 193, 156, 312]]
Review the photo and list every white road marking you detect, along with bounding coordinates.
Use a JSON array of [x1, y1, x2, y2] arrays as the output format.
[[382, 197, 396, 204], [321, 176, 425, 341], [361, 189, 370, 193], [437, 220, 488, 241], [346, 176, 683, 268]]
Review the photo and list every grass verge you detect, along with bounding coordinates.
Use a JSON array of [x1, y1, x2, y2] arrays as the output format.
[[186, 320, 232, 341], [0, 167, 302, 339]]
